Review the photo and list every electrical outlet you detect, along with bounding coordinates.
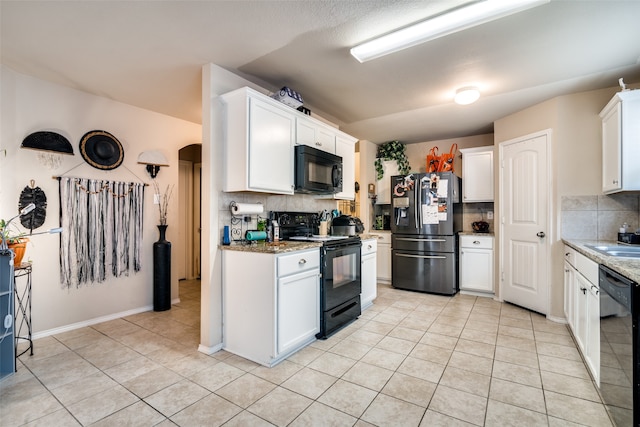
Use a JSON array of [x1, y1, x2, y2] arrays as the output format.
[[487, 211, 494, 220]]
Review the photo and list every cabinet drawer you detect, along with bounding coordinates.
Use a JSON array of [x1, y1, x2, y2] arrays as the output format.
[[361, 239, 377, 256], [576, 252, 598, 285], [370, 232, 392, 245], [460, 235, 493, 249], [564, 245, 576, 267], [277, 249, 320, 277]]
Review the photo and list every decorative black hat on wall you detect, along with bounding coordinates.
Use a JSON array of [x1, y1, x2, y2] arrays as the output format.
[[21, 131, 74, 154], [79, 130, 124, 170]]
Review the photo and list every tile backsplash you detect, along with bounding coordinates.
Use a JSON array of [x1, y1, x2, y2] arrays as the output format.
[[462, 202, 495, 233], [561, 194, 640, 241], [218, 192, 337, 241]]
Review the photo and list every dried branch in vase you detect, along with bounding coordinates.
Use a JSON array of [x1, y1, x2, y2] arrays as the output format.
[[152, 181, 174, 226]]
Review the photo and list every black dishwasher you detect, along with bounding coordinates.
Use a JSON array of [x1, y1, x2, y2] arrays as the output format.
[[598, 264, 638, 427]]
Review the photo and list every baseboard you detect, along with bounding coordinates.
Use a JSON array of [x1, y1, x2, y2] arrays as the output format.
[[546, 314, 567, 324], [198, 342, 223, 355], [33, 305, 153, 340]]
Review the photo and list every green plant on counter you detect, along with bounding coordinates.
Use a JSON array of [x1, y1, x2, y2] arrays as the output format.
[[374, 140, 411, 180]]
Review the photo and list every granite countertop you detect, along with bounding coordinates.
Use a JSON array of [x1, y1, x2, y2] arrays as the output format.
[[563, 239, 640, 284], [220, 241, 322, 254], [459, 231, 495, 236]]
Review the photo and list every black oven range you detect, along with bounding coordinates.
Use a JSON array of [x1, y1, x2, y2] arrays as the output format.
[[270, 211, 362, 339]]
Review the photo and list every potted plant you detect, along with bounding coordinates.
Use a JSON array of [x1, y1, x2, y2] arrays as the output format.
[[374, 140, 411, 180], [0, 219, 29, 265]]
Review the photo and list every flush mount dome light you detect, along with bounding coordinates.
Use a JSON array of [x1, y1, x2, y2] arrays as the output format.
[[454, 87, 480, 105]]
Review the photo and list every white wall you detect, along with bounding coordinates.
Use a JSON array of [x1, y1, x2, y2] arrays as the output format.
[[0, 66, 201, 335]]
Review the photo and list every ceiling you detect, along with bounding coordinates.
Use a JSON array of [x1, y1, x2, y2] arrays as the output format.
[[2, 1, 640, 144]]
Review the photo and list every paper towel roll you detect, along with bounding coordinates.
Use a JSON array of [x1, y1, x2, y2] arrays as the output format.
[[246, 230, 267, 241], [230, 202, 264, 215]]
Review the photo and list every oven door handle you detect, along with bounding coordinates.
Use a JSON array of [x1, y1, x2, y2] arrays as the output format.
[[324, 245, 359, 252], [396, 253, 447, 259], [396, 238, 447, 242]]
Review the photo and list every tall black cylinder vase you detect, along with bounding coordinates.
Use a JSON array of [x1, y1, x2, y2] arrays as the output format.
[[153, 224, 171, 311]]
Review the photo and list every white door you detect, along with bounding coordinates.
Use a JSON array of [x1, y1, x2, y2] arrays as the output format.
[[500, 132, 549, 314]]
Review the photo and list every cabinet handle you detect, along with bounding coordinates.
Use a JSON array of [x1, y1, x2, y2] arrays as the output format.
[[473, 240, 480, 244], [565, 252, 570, 256], [315, 142, 322, 146], [299, 259, 307, 264], [613, 180, 618, 184], [580, 287, 587, 295], [367, 244, 373, 249]]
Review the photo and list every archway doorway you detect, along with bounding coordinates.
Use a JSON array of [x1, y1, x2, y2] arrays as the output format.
[[178, 144, 202, 281]]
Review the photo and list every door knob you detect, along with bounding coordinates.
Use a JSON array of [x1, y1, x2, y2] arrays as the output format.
[[536, 231, 545, 238]]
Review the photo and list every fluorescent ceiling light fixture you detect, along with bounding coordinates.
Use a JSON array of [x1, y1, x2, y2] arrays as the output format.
[[350, 0, 549, 62], [454, 86, 480, 105]]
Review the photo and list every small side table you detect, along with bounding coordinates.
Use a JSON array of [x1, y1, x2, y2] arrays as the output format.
[[14, 262, 33, 363]]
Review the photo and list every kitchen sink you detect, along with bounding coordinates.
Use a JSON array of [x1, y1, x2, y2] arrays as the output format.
[[585, 244, 640, 258]]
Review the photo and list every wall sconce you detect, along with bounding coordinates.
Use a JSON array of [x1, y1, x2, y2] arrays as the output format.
[[137, 150, 169, 179]]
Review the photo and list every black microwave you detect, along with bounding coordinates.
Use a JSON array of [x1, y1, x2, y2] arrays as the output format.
[[294, 145, 343, 194]]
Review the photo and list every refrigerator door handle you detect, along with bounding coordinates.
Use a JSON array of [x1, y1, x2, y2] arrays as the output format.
[[396, 253, 447, 260], [396, 237, 447, 242], [414, 186, 420, 229]]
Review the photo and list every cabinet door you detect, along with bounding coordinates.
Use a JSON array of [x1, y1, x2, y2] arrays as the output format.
[[249, 97, 295, 194], [277, 269, 320, 355], [586, 284, 600, 385], [377, 243, 392, 282], [574, 273, 589, 353], [564, 260, 575, 329], [296, 116, 335, 153], [376, 160, 399, 205], [361, 252, 377, 308], [462, 149, 494, 202], [334, 134, 356, 200], [601, 102, 622, 193], [459, 248, 493, 292]]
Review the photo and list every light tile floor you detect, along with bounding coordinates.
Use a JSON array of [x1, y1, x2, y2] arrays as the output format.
[[0, 281, 614, 426]]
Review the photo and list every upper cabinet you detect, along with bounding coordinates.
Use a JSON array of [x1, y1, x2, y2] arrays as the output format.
[[220, 87, 295, 195], [296, 116, 336, 154], [334, 133, 357, 200], [220, 86, 358, 199], [600, 90, 640, 194], [460, 146, 494, 202]]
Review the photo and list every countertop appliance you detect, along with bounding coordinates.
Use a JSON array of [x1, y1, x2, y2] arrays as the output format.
[[598, 264, 638, 427], [390, 172, 462, 295], [270, 211, 361, 339], [330, 215, 364, 236], [294, 145, 342, 195]]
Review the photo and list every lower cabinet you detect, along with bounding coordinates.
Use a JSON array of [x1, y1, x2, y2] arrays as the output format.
[[563, 244, 600, 384], [459, 234, 494, 294], [222, 248, 320, 367], [373, 232, 391, 283], [361, 238, 377, 309]]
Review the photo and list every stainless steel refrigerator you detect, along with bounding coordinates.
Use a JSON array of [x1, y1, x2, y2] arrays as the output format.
[[391, 172, 462, 295]]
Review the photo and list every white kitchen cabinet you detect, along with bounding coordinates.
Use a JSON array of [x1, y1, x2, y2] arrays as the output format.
[[361, 238, 377, 309], [372, 232, 392, 283], [563, 244, 600, 384], [222, 247, 320, 367], [460, 146, 494, 202], [296, 115, 336, 154], [376, 160, 399, 205], [220, 86, 295, 195], [459, 234, 494, 294], [563, 251, 576, 331], [600, 90, 640, 193], [334, 134, 357, 200]]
